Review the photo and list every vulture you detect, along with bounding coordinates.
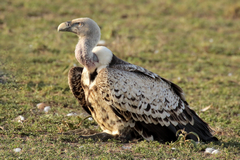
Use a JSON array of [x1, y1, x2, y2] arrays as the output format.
[[57, 18, 218, 143]]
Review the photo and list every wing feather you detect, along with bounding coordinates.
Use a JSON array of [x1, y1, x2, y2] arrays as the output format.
[[68, 67, 92, 115], [96, 67, 193, 127], [109, 55, 186, 102]]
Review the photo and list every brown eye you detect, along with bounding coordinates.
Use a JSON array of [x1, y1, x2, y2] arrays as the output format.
[[78, 22, 83, 26]]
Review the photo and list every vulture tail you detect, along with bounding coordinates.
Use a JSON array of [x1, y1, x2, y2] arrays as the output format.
[[133, 108, 218, 143], [181, 108, 218, 142]]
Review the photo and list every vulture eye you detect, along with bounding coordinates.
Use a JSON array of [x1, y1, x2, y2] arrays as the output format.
[[78, 22, 84, 26]]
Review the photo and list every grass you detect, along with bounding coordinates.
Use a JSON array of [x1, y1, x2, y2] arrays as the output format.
[[0, 0, 240, 159]]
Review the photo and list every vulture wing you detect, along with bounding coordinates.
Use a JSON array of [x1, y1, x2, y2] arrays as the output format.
[[68, 67, 92, 115]]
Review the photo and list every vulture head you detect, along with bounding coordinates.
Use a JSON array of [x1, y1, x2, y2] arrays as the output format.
[[57, 18, 112, 73], [58, 18, 101, 46]]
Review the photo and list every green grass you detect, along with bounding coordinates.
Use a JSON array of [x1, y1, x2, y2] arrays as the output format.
[[0, 0, 240, 159]]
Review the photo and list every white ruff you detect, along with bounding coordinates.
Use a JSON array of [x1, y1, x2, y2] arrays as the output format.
[[92, 46, 113, 73]]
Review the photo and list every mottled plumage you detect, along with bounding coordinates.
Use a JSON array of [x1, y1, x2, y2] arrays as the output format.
[[58, 18, 218, 142]]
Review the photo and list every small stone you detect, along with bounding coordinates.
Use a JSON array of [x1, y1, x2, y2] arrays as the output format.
[[19, 116, 24, 120], [13, 148, 22, 152], [205, 147, 215, 154], [15, 115, 25, 123], [37, 103, 46, 110], [67, 113, 78, 116], [44, 106, 51, 113], [88, 117, 93, 121]]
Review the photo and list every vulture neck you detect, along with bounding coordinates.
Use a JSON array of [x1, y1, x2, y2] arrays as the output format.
[[75, 37, 99, 73]]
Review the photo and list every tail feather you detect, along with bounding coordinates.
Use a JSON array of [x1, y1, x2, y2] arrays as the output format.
[[182, 109, 218, 142], [133, 108, 218, 142]]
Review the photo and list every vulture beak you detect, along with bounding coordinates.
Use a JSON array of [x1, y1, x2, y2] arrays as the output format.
[[57, 21, 72, 32]]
